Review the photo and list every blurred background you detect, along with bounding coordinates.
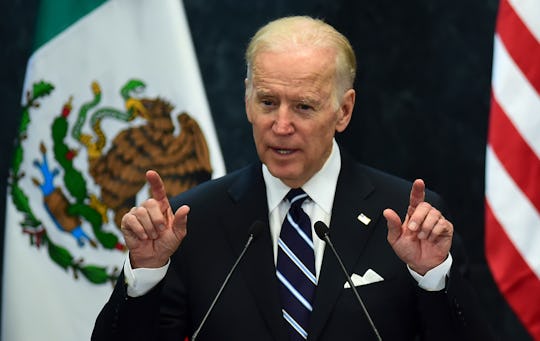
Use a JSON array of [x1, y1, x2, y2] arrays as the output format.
[[0, 0, 532, 339]]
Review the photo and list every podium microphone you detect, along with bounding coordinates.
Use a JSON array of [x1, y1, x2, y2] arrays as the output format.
[[191, 220, 265, 341], [314, 221, 382, 341]]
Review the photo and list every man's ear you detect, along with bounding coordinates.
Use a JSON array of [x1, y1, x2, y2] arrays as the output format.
[[335, 89, 355, 133], [244, 78, 253, 123]]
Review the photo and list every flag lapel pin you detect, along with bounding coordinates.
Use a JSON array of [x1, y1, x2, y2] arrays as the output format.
[[357, 213, 371, 226]]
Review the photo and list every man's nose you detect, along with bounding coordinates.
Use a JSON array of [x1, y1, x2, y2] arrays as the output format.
[[272, 107, 294, 135]]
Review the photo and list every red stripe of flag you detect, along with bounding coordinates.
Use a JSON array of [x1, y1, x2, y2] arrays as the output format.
[[488, 94, 540, 212], [485, 201, 540, 338], [496, 0, 540, 93]]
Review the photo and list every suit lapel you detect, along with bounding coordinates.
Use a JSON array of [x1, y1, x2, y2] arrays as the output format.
[[308, 153, 382, 340], [222, 164, 288, 341]]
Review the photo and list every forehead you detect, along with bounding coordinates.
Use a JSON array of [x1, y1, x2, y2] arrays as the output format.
[[251, 48, 336, 95]]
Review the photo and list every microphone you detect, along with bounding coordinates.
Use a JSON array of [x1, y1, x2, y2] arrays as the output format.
[[314, 221, 382, 341], [191, 220, 265, 341]]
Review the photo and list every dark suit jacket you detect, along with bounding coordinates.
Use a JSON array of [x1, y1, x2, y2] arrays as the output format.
[[92, 151, 492, 340]]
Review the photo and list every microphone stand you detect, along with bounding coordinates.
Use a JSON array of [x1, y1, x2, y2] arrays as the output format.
[[191, 221, 264, 340], [315, 221, 382, 341]]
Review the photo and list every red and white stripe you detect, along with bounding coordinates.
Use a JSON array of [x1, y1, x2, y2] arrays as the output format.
[[485, 0, 540, 338]]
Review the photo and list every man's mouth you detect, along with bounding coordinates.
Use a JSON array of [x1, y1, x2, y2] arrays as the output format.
[[273, 148, 294, 155]]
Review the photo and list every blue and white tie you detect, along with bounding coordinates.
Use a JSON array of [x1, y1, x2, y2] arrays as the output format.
[[276, 188, 317, 340]]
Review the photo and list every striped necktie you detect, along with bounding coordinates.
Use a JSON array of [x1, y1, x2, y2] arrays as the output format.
[[276, 188, 317, 340]]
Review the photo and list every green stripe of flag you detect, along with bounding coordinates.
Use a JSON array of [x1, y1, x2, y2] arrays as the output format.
[[33, 0, 107, 50]]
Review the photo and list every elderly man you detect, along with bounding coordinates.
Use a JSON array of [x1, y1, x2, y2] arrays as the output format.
[[93, 16, 491, 340]]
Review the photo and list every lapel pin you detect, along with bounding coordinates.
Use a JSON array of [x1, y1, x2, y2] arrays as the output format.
[[357, 213, 371, 226]]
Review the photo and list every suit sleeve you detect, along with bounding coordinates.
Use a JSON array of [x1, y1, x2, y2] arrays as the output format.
[[394, 187, 491, 340], [91, 273, 162, 341], [413, 204, 495, 340], [91, 270, 190, 341]]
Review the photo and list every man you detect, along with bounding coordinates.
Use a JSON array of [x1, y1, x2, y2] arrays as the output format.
[[93, 16, 491, 340]]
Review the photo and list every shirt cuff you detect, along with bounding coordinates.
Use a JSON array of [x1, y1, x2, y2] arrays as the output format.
[[123, 253, 170, 297], [408, 253, 453, 291]]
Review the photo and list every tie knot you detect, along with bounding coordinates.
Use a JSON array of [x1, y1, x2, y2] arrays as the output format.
[[286, 188, 308, 208]]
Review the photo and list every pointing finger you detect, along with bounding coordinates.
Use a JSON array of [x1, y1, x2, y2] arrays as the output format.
[[406, 179, 426, 218], [146, 170, 170, 212]]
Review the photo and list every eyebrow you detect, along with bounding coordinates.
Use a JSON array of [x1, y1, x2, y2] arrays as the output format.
[[253, 88, 274, 97]]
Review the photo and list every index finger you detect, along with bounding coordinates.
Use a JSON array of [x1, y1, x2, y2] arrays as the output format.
[[146, 170, 170, 210], [407, 179, 426, 217]]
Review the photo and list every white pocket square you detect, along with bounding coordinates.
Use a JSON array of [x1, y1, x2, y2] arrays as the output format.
[[344, 269, 384, 288]]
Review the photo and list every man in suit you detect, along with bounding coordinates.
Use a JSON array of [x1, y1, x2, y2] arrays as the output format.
[[92, 16, 492, 340]]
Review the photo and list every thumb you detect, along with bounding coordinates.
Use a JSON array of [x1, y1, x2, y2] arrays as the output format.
[[171, 205, 190, 239], [383, 208, 402, 244]]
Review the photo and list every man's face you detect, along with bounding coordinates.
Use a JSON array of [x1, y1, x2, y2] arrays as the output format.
[[245, 47, 354, 188]]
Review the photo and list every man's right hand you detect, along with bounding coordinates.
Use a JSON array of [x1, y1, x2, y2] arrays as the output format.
[[120, 170, 190, 269]]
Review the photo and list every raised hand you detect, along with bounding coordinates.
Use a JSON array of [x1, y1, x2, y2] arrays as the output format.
[[120, 170, 190, 268], [383, 179, 453, 275]]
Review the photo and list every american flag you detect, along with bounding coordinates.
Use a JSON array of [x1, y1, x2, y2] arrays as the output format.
[[485, 0, 540, 338]]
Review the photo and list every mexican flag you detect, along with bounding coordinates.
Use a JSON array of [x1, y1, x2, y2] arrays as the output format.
[[2, 0, 225, 340]]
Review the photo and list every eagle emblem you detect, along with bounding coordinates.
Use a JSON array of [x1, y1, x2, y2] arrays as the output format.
[[9, 79, 213, 284]]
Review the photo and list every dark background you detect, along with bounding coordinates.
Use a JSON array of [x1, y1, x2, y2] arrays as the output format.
[[0, 0, 532, 339]]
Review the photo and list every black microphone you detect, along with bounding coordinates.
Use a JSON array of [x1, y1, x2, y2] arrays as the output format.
[[191, 220, 265, 341], [314, 221, 382, 341]]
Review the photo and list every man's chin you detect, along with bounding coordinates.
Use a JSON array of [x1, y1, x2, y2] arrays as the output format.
[[266, 167, 305, 187], [269, 169, 296, 181]]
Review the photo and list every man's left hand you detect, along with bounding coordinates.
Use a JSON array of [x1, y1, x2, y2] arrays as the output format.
[[383, 179, 453, 275]]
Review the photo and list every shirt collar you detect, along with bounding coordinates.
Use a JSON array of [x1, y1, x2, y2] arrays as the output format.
[[263, 139, 341, 214]]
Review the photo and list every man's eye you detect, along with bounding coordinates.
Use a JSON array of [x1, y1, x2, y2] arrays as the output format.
[[297, 104, 313, 111]]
